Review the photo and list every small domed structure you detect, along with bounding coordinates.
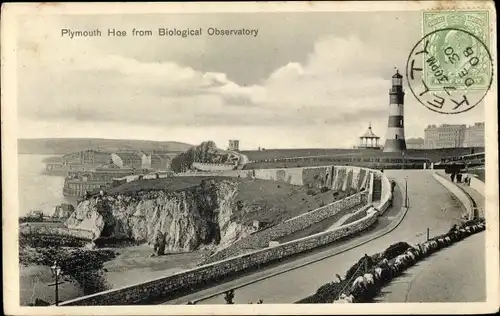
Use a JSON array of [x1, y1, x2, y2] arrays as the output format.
[[359, 123, 381, 149], [392, 69, 403, 78]]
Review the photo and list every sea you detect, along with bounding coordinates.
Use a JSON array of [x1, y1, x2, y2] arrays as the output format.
[[18, 154, 77, 217]]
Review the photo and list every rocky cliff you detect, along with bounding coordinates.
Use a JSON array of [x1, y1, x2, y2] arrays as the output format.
[[65, 179, 256, 252]]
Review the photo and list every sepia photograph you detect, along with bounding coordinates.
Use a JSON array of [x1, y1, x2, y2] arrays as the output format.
[[1, 1, 498, 315]]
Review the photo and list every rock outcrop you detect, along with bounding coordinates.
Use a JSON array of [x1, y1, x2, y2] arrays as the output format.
[[65, 179, 256, 252], [52, 203, 75, 220]]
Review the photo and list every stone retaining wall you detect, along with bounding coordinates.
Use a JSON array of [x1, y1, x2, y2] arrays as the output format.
[[203, 191, 369, 264], [341, 205, 371, 226], [192, 162, 236, 171], [376, 170, 392, 215], [179, 165, 371, 192], [19, 224, 94, 240]]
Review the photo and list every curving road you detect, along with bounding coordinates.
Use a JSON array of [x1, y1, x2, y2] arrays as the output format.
[[375, 231, 485, 302], [163, 170, 474, 304]]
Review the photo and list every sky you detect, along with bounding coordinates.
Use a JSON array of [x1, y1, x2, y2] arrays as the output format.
[[17, 11, 485, 150]]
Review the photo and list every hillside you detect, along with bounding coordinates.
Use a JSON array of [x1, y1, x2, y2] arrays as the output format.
[[17, 138, 193, 155]]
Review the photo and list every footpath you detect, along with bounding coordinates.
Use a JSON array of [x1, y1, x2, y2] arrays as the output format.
[[458, 183, 485, 217]]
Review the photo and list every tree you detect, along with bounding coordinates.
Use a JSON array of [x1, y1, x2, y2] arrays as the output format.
[[171, 141, 228, 172]]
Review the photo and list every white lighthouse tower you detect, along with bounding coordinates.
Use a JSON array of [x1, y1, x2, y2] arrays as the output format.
[[383, 70, 407, 153]]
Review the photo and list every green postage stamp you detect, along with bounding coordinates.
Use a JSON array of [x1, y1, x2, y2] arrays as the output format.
[[421, 10, 491, 91]]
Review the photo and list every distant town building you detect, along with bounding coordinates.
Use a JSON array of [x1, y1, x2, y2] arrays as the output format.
[[228, 140, 240, 151], [150, 152, 173, 171], [62, 149, 111, 166], [424, 124, 466, 149], [406, 137, 425, 149], [358, 123, 381, 149], [463, 122, 485, 147], [111, 152, 143, 169]]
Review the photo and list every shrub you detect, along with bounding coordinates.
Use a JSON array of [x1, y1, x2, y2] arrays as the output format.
[[306, 189, 316, 196], [314, 281, 344, 303], [19, 246, 116, 295], [303, 221, 486, 304], [383, 242, 411, 260], [320, 186, 329, 193], [345, 254, 373, 282]]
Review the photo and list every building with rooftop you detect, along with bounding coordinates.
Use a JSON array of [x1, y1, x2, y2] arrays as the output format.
[[228, 140, 240, 151], [463, 122, 485, 147], [111, 152, 144, 169], [424, 124, 466, 149], [358, 123, 381, 149]]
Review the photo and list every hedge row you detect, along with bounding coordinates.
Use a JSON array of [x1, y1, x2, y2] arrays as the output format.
[[297, 218, 486, 303]]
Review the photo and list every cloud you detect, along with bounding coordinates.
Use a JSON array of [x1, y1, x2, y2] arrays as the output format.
[[17, 32, 401, 140], [16, 14, 483, 149]]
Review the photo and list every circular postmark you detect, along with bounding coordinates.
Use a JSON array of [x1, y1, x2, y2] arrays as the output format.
[[406, 27, 493, 114]]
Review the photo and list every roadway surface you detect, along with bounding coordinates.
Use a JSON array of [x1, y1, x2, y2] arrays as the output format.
[[375, 179, 486, 303], [162, 170, 470, 304], [375, 231, 485, 302]]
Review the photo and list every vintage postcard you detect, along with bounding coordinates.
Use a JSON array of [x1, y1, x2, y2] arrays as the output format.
[[1, 1, 498, 315]]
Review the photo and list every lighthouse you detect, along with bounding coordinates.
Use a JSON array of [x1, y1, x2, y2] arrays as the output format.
[[383, 70, 407, 153]]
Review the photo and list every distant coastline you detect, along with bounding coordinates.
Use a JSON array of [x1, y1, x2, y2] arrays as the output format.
[[17, 138, 193, 155]]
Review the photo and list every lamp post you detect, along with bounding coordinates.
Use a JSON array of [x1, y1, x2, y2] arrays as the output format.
[[404, 176, 408, 208], [50, 261, 62, 306]]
